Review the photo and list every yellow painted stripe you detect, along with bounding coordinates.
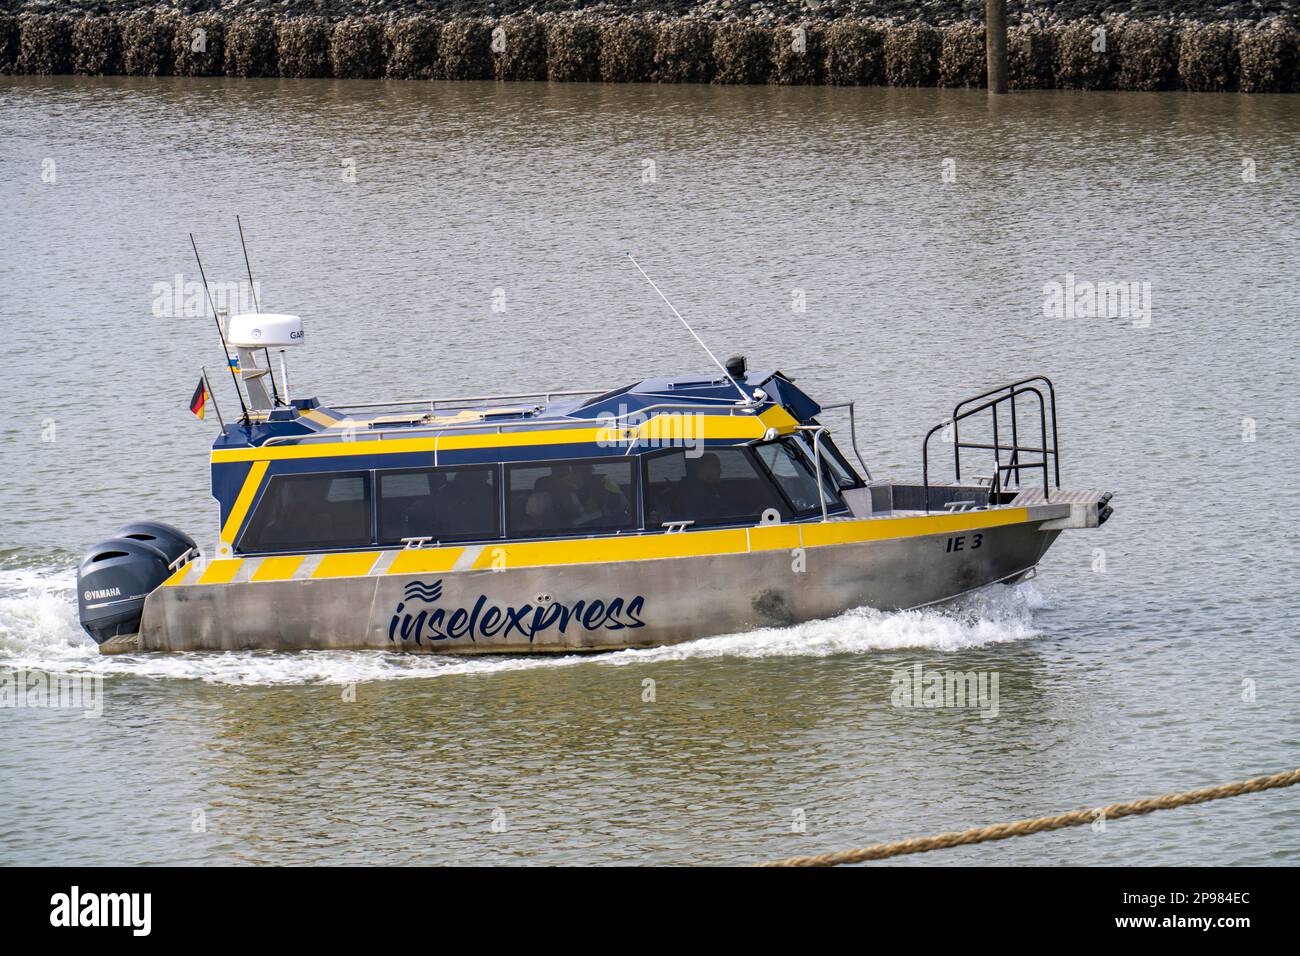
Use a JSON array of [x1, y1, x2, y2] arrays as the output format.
[[198, 559, 243, 585], [251, 555, 305, 582], [219, 460, 269, 545], [748, 524, 803, 552], [311, 552, 380, 579], [470, 528, 752, 570], [386, 548, 465, 575], [161, 561, 196, 587], [211, 413, 769, 463], [172, 509, 1038, 587], [464, 511, 1029, 571], [799, 508, 1029, 547]]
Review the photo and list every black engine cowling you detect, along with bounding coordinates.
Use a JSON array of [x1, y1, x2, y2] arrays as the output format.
[[77, 522, 197, 644], [113, 521, 198, 568]]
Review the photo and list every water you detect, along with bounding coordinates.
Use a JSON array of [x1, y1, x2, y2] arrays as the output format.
[[1, 76, 1298, 865]]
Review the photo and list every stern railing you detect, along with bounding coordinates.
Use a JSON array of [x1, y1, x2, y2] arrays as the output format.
[[922, 376, 1060, 513]]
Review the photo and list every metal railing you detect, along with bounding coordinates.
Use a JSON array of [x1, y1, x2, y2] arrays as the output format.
[[261, 400, 764, 448], [328, 387, 609, 414], [816, 401, 873, 482], [796, 424, 831, 522], [922, 376, 1060, 513]]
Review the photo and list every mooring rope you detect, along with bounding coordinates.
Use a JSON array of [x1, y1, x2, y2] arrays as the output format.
[[761, 767, 1300, 868]]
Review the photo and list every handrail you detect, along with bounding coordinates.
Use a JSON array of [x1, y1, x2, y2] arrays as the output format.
[[792, 425, 831, 521], [329, 387, 609, 413], [967, 384, 1048, 496], [922, 378, 1061, 513], [817, 401, 873, 482], [951, 375, 1059, 488], [807, 426, 830, 522], [260, 400, 763, 447]]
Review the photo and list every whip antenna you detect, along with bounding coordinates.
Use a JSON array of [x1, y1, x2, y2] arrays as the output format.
[[235, 215, 283, 406], [624, 253, 750, 404], [190, 233, 251, 423]]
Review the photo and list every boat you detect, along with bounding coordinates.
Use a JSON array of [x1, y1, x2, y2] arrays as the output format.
[[76, 252, 1113, 655]]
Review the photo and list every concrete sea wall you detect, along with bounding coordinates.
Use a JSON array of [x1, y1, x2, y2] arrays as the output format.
[[1, 10, 1296, 92]]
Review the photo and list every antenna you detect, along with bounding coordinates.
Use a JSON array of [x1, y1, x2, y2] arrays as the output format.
[[624, 253, 751, 404], [235, 215, 283, 406], [190, 233, 251, 424]]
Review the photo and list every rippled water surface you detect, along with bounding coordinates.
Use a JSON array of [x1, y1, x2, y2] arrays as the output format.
[[1, 77, 1298, 865]]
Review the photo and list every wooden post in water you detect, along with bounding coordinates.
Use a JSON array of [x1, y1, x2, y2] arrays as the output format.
[[986, 0, 1008, 94]]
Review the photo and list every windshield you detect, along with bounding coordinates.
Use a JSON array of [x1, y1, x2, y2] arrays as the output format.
[[794, 433, 862, 491], [754, 440, 847, 516]]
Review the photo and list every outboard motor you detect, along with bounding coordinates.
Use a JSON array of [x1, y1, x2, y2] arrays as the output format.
[[77, 522, 197, 644]]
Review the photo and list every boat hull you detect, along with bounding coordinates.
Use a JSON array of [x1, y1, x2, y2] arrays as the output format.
[[133, 512, 1064, 654]]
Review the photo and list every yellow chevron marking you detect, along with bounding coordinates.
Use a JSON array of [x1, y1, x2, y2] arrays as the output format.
[[251, 555, 305, 582], [197, 559, 243, 585], [219, 460, 269, 547], [311, 552, 380, 579], [386, 548, 465, 575]]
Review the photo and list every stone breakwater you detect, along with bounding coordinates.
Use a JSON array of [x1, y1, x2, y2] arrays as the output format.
[[1, 11, 1296, 92]]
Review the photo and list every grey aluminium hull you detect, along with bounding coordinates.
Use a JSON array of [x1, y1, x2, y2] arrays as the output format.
[[131, 506, 1075, 655]]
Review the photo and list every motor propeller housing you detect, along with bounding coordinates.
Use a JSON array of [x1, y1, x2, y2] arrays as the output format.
[[113, 521, 198, 568], [76, 522, 196, 644]]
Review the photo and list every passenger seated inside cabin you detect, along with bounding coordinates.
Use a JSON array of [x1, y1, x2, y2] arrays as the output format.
[[679, 453, 727, 512], [524, 471, 570, 529], [518, 462, 632, 535], [571, 463, 631, 524], [645, 447, 792, 527]]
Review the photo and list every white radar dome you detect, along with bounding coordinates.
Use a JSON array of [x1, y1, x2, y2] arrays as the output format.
[[226, 313, 304, 348]]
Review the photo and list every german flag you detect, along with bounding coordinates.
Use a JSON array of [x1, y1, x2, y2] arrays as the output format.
[[189, 378, 209, 420]]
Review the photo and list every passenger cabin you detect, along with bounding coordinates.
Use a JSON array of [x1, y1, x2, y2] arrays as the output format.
[[207, 369, 867, 558]]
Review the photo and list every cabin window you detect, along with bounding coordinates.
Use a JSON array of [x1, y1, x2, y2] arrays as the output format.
[[754, 439, 847, 515], [506, 459, 637, 537], [239, 471, 372, 553], [377, 465, 500, 545], [643, 448, 791, 528]]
